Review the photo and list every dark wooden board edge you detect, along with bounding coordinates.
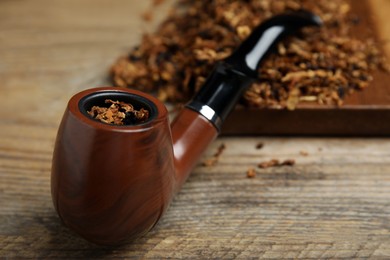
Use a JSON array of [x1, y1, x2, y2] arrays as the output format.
[[221, 0, 390, 136], [222, 106, 390, 136]]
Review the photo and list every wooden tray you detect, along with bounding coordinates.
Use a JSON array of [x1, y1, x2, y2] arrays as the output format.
[[222, 0, 390, 136]]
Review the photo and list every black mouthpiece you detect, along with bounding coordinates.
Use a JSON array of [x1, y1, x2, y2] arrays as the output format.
[[225, 10, 322, 77], [186, 10, 322, 130]]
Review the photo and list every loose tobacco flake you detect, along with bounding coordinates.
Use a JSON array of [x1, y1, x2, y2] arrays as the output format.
[[202, 143, 226, 167], [258, 158, 295, 168], [280, 159, 296, 166], [247, 168, 256, 178], [255, 142, 264, 149], [258, 159, 281, 169], [300, 150, 309, 156]]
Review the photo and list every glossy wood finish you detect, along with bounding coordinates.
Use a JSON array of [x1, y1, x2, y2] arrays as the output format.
[[171, 108, 218, 191], [52, 87, 176, 244], [51, 87, 218, 244]]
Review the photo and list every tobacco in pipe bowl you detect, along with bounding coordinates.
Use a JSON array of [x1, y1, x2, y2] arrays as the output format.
[[51, 11, 322, 245]]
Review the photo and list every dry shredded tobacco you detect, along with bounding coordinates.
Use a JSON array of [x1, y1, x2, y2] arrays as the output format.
[[88, 99, 149, 125], [247, 168, 256, 178], [202, 143, 226, 167], [111, 0, 389, 110], [280, 159, 296, 166], [300, 150, 309, 156], [256, 142, 264, 149], [258, 158, 295, 168]]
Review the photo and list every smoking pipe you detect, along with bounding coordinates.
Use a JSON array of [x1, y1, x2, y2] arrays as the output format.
[[51, 11, 321, 245]]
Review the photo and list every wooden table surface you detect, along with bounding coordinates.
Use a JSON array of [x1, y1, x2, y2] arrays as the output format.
[[1, 0, 390, 258]]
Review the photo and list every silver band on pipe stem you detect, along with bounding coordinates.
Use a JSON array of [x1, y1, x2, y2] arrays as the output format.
[[186, 101, 222, 131]]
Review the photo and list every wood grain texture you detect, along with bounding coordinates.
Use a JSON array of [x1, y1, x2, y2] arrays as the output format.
[[1, 0, 390, 258], [52, 87, 176, 245]]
